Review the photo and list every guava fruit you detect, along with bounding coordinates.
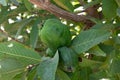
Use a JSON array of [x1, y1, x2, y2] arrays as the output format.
[[40, 19, 71, 51]]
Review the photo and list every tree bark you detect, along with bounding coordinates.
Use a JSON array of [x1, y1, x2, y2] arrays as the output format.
[[29, 0, 89, 23]]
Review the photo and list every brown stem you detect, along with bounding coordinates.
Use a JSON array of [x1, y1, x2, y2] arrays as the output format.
[[29, 0, 89, 23]]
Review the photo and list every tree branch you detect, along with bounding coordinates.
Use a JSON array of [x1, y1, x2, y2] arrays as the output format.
[[29, 0, 89, 23]]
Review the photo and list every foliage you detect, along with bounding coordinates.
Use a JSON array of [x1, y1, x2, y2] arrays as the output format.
[[0, 0, 120, 80]]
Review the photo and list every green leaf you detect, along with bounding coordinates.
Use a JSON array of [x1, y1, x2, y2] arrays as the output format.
[[88, 46, 106, 57], [15, 18, 33, 39], [37, 52, 59, 80], [0, 6, 10, 24], [115, 0, 120, 7], [89, 70, 108, 80], [102, 0, 118, 19], [70, 67, 92, 80], [10, 0, 19, 5], [0, 41, 41, 65], [30, 18, 40, 48], [46, 48, 55, 57], [71, 70, 80, 80], [79, 58, 102, 68], [71, 29, 111, 54], [56, 69, 71, 80], [117, 7, 120, 17], [110, 56, 120, 73], [53, 0, 74, 12], [12, 72, 26, 80], [84, 0, 101, 9], [4, 18, 30, 35], [0, 0, 7, 6], [99, 44, 114, 55], [0, 58, 24, 80], [0, 5, 27, 24], [113, 36, 120, 45], [27, 67, 37, 80], [23, 0, 33, 11], [58, 47, 78, 72], [79, 67, 92, 80], [91, 23, 114, 30]]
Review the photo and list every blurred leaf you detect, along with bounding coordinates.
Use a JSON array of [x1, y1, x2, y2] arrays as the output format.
[[0, 0, 120, 79], [99, 44, 114, 55], [30, 18, 40, 48], [8, 4, 27, 16], [23, 0, 33, 11], [115, 0, 120, 7], [102, 0, 118, 19], [55, 69, 71, 80], [117, 7, 120, 17], [70, 67, 92, 80], [88, 46, 106, 57], [91, 23, 114, 30], [71, 29, 111, 54], [113, 36, 120, 44], [0, 5, 27, 24], [10, 0, 19, 5], [91, 23, 104, 29], [0, 58, 24, 80], [79, 58, 102, 68], [4, 19, 30, 35], [37, 52, 59, 80], [46, 48, 55, 57], [58, 47, 78, 72], [84, 0, 101, 9], [110, 54, 120, 73], [79, 67, 92, 80], [87, 16, 102, 24], [27, 67, 37, 80], [89, 70, 108, 80], [0, 41, 41, 65], [15, 17, 33, 38], [12, 72, 26, 80], [71, 70, 80, 80], [0, 0, 7, 6], [53, 0, 74, 12], [0, 6, 10, 24]]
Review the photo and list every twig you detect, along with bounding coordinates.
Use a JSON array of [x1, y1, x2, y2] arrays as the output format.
[[29, 0, 89, 23]]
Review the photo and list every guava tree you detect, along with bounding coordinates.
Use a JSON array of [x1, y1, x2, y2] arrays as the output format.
[[0, 0, 120, 80]]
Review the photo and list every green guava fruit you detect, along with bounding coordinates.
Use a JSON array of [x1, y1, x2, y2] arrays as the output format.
[[40, 19, 71, 51]]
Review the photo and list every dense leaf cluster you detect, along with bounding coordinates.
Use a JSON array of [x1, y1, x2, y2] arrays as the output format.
[[0, 0, 120, 80]]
